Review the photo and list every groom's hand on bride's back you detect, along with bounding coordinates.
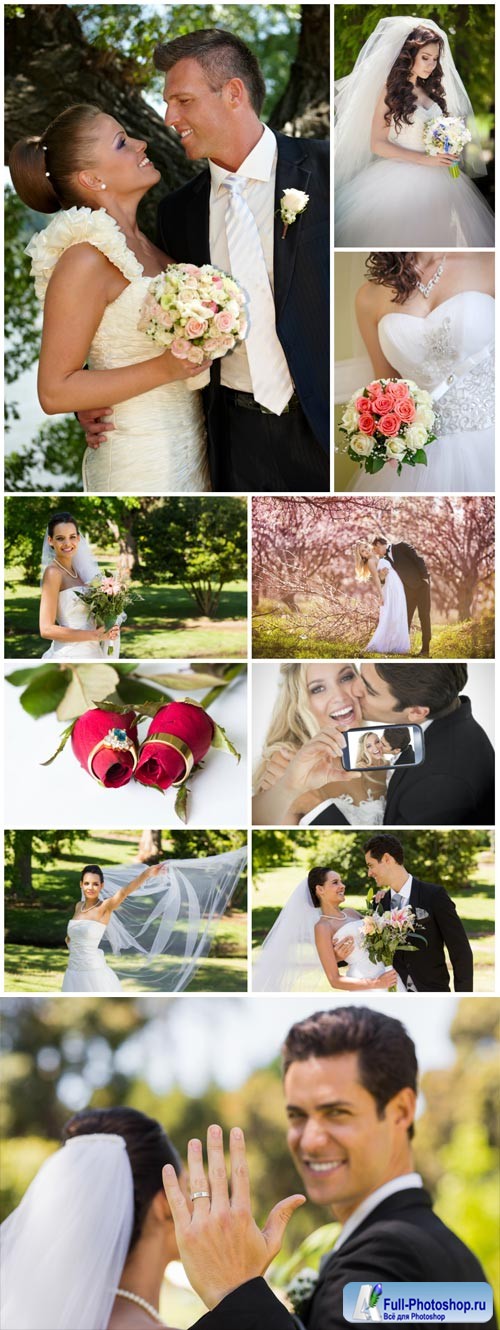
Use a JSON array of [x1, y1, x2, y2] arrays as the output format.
[[163, 1125, 305, 1310], [77, 407, 115, 448]]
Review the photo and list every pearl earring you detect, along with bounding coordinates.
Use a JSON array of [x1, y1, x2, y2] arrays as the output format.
[[100, 183, 107, 191]]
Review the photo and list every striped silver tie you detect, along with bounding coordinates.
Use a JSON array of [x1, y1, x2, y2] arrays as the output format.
[[222, 174, 293, 414]]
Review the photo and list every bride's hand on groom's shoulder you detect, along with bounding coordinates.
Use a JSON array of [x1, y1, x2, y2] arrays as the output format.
[[163, 1125, 305, 1310]]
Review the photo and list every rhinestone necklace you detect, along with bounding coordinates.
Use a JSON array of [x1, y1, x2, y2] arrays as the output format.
[[115, 1289, 164, 1324], [416, 255, 446, 299]]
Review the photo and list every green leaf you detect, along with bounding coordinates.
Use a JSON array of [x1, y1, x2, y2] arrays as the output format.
[[151, 670, 230, 690], [40, 719, 77, 767], [413, 449, 428, 466], [56, 664, 120, 721], [6, 665, 56, 687], [116, 677, 169, 706], [17, 668, 72, 719], [210, 721, 240, 761], [174, 782, 189, 823]]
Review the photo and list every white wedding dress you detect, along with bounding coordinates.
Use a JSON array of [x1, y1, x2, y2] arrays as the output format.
[[335, 102, 495, 247], [351, 291, 494, 493], [61, 919, 123, 992], [25, 208, 210, 493], [299, 789, 386, 827], [41, 585, 120, 660], [366, 557, 410, 653]]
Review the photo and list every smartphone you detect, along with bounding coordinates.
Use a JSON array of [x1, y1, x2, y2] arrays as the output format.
[[341, 724, 425, 771]]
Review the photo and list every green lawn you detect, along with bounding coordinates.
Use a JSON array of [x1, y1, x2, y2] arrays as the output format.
[[5, 571, 248, 658], [5, 832, 248, 993], [252, 852, 495, 992], [252, 607, 494, 660]]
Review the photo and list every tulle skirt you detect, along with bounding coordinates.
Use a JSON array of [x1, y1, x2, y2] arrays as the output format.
[[61, 955, 123, 992], [350, 425, 494, 494], [335, 160, 495, 247]]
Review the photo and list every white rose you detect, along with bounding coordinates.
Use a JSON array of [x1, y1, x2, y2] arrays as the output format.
[[405, 424, 428, 451], [414, 405, 434, 429], [281, 188, 309, 216], [342, 402, 359, 431], [350, 433, 374, 457], [386, 436, 406, 458]]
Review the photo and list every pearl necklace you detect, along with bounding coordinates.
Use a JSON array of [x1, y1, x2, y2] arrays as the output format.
[[416, 256, 446, 299], [53, 556, 79, 578], [115, 1289, 164, 1324]]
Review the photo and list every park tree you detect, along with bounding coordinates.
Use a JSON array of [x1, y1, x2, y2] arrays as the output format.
[[137, 496, 247, 614], [252, 827, 491, 894], [4, 829, 84, 898]]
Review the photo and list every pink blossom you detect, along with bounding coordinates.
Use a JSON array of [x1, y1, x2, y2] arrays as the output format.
[[394, 398, 416, 422], [356, 396, 372, 413], [390, 380, 410, 400], [378, 412, 400, 437], [171, 337, 191, 359], [358, 413, 376, 435], [185, 316, 208, 339], [214, 309, 236, 333]]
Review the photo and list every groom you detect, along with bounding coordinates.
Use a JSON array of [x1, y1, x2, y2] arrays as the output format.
[[177, 1007, 496, 1330], [364, 833, 473, 991], [379, 726, 415, 764], [372, 534, 431, 656]]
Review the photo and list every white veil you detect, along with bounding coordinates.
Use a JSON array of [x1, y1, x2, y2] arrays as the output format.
[[0, 1134, 134, 1330], [41, 529, 100, 585], [335, 14, 487, 186], [252, 878, 328, 993], [95, 848, 247, 991]]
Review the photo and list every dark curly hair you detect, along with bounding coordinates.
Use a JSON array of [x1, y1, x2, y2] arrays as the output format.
[[365, 252, 421, 304], [385, 27, 447, 133]]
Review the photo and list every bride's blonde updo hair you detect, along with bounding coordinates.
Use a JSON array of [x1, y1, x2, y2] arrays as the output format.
[[9, 103, 103, 214], [254, 663, 327, 790]]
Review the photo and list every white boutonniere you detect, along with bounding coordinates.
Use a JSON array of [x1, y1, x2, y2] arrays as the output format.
[[280, 188, 309, 238], [286, 1267, 319, 1316]]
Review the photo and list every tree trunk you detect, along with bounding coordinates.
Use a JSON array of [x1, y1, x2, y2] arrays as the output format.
[[12, 831, 34, 898], [137, 830, 162, 863], [269, 5, 330, 138]]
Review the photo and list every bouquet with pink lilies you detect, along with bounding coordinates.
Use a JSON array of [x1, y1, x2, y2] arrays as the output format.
[[360, 892, 424, 991], [76, 575, 138, 655], [138, 262, 248, 388]]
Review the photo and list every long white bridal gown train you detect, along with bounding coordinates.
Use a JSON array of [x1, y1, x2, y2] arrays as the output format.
[[26, 208, 210, 494], [335, 102, 495, 248], [41, 585, 120, 660], [350, 290, 494, 493], [61, 919, 123, 992], [366, 557, 410, 654]]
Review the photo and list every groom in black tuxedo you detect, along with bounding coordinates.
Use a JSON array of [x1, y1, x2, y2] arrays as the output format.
[[311, 664, 494, 827], [372, 534, 431, 655], [380, 726, 415, 765], [152, 29, 329, 492], [188, 1008, 496, 1330], [364, 833, 473, 991]]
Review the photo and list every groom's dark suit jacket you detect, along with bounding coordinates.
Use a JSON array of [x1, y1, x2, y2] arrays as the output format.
[[387, 541, 429, 587], [157, 131, 329, 479], [310, 697, 494, 827], [198, 1188, 497, 1330], [377, 877, 473, 991], [393, 742, 415, 764]]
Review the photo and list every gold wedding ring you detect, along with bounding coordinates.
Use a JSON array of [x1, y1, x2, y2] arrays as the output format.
[[87, 727, 138, 785], [138, 732, 194, 785]]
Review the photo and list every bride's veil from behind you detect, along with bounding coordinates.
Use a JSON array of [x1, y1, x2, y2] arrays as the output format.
[[253, 878, 328, 992], [100, 847, 247, 991], [0, 1134, 134, 1330]]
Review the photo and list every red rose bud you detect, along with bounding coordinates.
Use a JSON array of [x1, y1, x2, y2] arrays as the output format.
[[135, 700, 215, 790], [72, 709, 139, 788]]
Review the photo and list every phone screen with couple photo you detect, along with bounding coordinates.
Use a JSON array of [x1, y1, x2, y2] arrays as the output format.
[[341, 724, 425, 771]]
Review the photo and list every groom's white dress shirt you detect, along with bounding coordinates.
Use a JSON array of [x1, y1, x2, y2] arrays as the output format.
[[332, 1172, 424, 1252], [208, 125, 293, 396], [391, 874, 412, 905]]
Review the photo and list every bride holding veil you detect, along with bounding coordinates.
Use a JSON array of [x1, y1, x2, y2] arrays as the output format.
[[253, 867, 400, 992], [61, 847, 247, 993], [40, 510, 122, 659], [335, 16, 494, 247]]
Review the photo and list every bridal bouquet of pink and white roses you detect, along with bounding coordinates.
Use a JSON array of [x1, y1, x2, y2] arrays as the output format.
[[423, 115, 472, 178], [138, 263, 248, 387], [339, 378, 436, 476], [76, 575, 139, 655], [360, 902, 422, 991]]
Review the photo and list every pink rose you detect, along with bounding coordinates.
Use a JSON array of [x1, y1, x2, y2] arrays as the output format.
[[214, 309, 235, 333], [182, 263, 201, 276], [394, 398, 416, 422], [355, 396, 372, 413], [378, 412, 400, 437], [367, 381, 383, 397], [213, 276, 223, 286], [185, 317, 208, 339], [372, 392, 396, 414], [389, 380, 410, 400], [170, 337, 191, 359], [358, 413, 376, 435]]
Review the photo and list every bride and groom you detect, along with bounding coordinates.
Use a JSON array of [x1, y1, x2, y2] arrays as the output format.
[[11, 29, 329, 494], [253, 834, 473, 993], [356, 533, 431, 656], [3, 1009, 495, 1330]]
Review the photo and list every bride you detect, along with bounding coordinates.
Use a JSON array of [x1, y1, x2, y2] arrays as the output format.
[[61, 848, 247, 994], [40, 510, 121, 659], [355, 542, 410, 655], [253, 867, 401, 992], [348, 250, 494, 494], [253, 662, 387, 828], [335, 17, 495, 247], [9, 104, 211, 493]]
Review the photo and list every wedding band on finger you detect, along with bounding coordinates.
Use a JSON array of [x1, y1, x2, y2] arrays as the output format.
[[191, 1190, 211, 1201]]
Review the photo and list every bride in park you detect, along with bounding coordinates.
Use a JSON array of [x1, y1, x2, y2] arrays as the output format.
[[355, 541, 410, 655], [61, 848, 246, 994], [253, 866, 400, 992], [343, 249, 494, 494], [335, 16, 495, 247], [253, 662, 387, 828], [9, 104, 211, 493], [40, 510, 122, 659]]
